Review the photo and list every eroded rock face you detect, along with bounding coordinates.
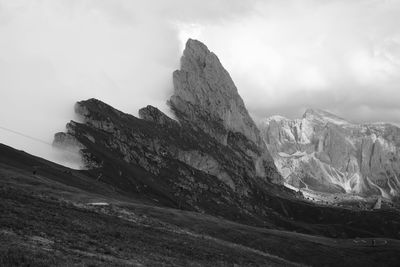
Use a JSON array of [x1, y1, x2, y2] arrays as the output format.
[[171, 40, 261, 145], [54, 98, 290, 223], [260, 109, 400, 198], [53, 39, 285, 224], [170, 39, 277, 181], [139, 105, 179, 127]]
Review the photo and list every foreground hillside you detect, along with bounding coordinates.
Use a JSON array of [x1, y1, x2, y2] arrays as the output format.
[[1, 144, 400, 266]]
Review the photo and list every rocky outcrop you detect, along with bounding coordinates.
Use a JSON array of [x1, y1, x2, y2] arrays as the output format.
[[260, 109, 400, 199], [170, 39, 277, 181], [53, 39, 286, 224], [139, 105, 179, 127], [170, 39, 261, 145]]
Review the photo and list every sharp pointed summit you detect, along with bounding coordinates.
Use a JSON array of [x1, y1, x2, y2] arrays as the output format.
[[170, 39, 278, 181], [302, 108, 350, 125], [170, 39, 263, 147]]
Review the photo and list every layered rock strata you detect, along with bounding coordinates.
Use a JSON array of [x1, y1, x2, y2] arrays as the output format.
[[260, 109, 400, 198]]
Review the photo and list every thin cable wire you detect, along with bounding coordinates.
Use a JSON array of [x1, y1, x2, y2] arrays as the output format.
[[0, 125, 52, 145], [0, 125, 83, 159]]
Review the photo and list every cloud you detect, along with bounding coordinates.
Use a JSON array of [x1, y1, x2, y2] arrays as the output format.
[[0, 0, 399, 167]]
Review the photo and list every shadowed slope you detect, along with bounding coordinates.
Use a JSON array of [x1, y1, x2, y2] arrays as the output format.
[[1, 143, 400, 266]]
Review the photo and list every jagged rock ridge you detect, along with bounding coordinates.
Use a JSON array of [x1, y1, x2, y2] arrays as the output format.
[[53, 39, 285, 225], [260, 108, 400, 199]]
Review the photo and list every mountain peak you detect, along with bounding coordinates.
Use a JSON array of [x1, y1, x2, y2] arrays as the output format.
[[185, 38, 208, 51], [180, 39, 211, 72], [169, 39, 278, 181], [303, 108, 334, 118], [303, 108, 349, 125], [170, 39, 263, 146]]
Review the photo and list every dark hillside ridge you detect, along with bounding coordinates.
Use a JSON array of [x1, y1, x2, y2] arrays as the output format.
[[2, 143, 400, 266], [55, 99, 292, 226]]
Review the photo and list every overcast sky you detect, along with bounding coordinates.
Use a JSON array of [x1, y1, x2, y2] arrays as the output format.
[[1, 0, 400, 166]]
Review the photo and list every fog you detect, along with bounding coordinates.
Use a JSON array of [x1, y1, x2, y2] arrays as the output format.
[[1, 0, 400, 168]]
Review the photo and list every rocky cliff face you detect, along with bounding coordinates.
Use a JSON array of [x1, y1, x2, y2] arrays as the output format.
[[170, 39, 277, 180], [260, 109, 400, 199], [53, 39, 286, 225], [171, 40, 261, 146]]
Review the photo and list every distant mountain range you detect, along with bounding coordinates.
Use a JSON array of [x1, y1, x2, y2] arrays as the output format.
[[260, 108, 400, 199]]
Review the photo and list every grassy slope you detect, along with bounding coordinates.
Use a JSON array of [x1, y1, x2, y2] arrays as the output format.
[[1, 144, 400, 266], [0, 164, 298, 266]]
